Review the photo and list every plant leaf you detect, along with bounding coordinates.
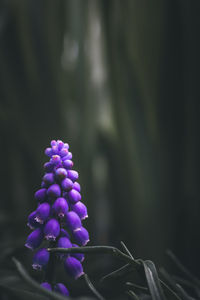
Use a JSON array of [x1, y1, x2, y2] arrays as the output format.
[[142, 260, 166, 300]]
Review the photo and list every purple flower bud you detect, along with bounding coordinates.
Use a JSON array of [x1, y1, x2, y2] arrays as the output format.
[[41, 282, 52, 291], [45, 147, 52, 157], [68, 189, 81, 204], [32, 248, 50, 270], [55, 168, 68, 180], [34, 188, 46, 202], [71, 244, 85, 262], [64, 256, 84, 279], [27, 211, 41, 229], [57, 236, 72, 249], [53, 146, 60, 155], [73, 182, 81, 192], [65, 211, 82, 232], [51, 155, 61, 165], [53, 197, 69, 218], [60, 148, 68, 157], [73, 226, 89, 246], [44, 218, 60, 241], [60, 228, 70, 238], [62, 152, 72, 161], [25, 228, 43, 250], [44, 162, 54, 173], [47, 184, 61, 198], [57, 237, 72, 258], [43, 173, 54, 186], [67, 170, 79, 182], [63, 160, 73, 169], [63, 143, 69, 149], [54, 283, 69, 296], [35, 202, 50, 224], [51, 140, 57, 147], [61, 178, 73, 191], [71, 201, 88, 220], [57, 140, 64, 150]]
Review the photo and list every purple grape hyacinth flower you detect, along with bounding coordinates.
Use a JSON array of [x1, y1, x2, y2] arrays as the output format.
[[57, 236, 72, 258], [34, 188, 47, 202], [44, 218, 60, 241], [65, 211, 82, 232], [73, 226, 90, 246], [25, 228, 43, 250], [35, 202, 51, 224], [68, 189, 81, 204], [64, 256, 84, 279], [27, 211, 42, 229], [53, 197, 69, 218], [71, 201, 88, 220], [41, 282, 52, 291], [32, 248, 50, 270], [25, 140, 89, 296], [54, 283, 69, 296]]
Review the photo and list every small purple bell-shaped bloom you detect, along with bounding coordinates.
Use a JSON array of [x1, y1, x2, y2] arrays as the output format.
[[34, 188, 47, 202], [43, 173, 54, 186], [57, 236, 72, 249], [35, 202, 50, 224], [52, 145, 58, 154], [65, 211, 82, 232], [55, 168, 68, 180], [73, 226, 89, 246], [63, 142, 69, 149], [57, 140, 64, 150], [53, 197, 69, 218], [44, 218, 60, 241], [71, 201, 88, 220], [64, 256, 84, 279], [73, 182, 81, 192], [54, 283, 69, 296], [25, 228, 43, 250], [68, 189, 81, 204], [67, 170, 79, 182], [47, 184, 61, 198], [51, 155, 61, 165], [45, 147, 52, 157], [63, 160, 73, 169], [44, 161, 54, 173], [32, 248, 50, 270], [62, 152, 72, 161], [57, 237, 72, 258], [51, 140, 57, 147], [71, 244, 85, 262], [60, 148, 68, 157], [61, 178, 73, 191], [41, 282, 52, 291], [27, 211, 41, 229]]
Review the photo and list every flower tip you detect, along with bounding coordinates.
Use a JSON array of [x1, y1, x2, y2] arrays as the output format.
[[32, 263, 42, 270], [25, 243, 33, 250]]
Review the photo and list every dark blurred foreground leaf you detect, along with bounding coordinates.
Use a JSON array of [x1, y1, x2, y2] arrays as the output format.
[[142, 260, 166, 300], [0, 283, 48, 300]]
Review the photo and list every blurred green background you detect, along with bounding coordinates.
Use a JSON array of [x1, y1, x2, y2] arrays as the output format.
[[1, 0, 200, 297]]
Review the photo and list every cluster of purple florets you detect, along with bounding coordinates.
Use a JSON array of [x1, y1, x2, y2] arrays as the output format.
[[25, 140, 89, 296]]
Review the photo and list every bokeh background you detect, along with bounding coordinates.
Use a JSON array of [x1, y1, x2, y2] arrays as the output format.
[[1, 0, 200, 299]]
